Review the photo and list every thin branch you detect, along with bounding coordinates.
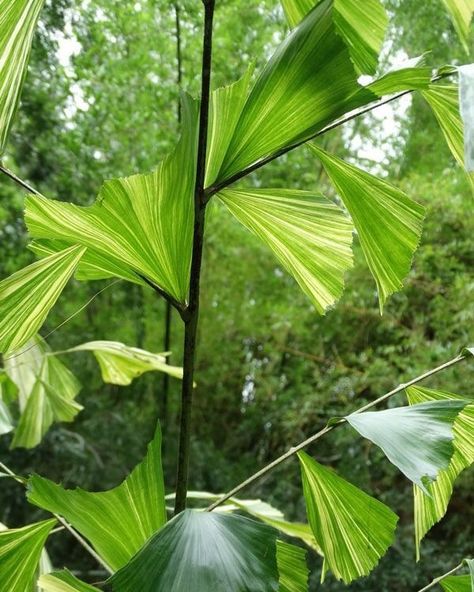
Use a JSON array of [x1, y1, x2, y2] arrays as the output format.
[[206, 352, 467, 511], [0, 460, 112, 573], [0, 163, 43, 196], [174, 0, 215, 515], [416, 561, 466, 592], [139, 274, 188, 318], [204, 72, 454, 199]]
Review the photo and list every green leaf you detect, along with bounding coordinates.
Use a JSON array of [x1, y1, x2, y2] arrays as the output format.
[[405, 386, 474, 559], [441, 575, 472, 592], [27, 425, 167, 571], [218, 188, 353, 313], [280, 0, 316, 27], [0, 519, 56, 592], [5, 336, 82, 449], [0, 0, 45, 155], [367, 56, 432, 95], [107, 510, 280, 592], [38, 570, 101, 592], [60, 340, 183, 385], [298, 451, 398, 584], [0, 398, 14, 435], [346, 400, 467, 493], [25, 95, 199, 304], [440, 0, 474, 53], [217, 0, 377, 182], [310, 145, 425, 311], [459, 64, 474, 171], [277, 540, 309, 592], [0, 245, 86, 353]]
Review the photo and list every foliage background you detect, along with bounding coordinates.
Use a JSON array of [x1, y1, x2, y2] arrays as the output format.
[[0, 0, 472, 589]]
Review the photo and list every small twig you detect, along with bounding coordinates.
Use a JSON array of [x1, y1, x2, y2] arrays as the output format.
[[0, 163, 44, 196], [416, 561, 466, 592], [206, 352, 468, 511]]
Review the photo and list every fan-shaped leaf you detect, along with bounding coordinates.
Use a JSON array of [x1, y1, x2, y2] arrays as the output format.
[[27, 425, 166, 571], [310, 145, 425, 311], [346, 400, 466, 493], [0, 519, 56, 592], [440, 0, 474, 53], [406, 386, 474, 558], [0, 245, 85, 353], [39, 570, 100, 592], [218, 188, 353, 313], [298, 451, 398, 584], [107, 510, 279, 592], [61, 341, 183, 385], [0, 0, 45, 155], [25, 95, 199, 303], [277, 540, 309, 592], [441, 575, 472, 592]]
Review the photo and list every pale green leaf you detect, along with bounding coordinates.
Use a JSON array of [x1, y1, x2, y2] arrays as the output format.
[[0, 398, 14, 435], [5, 336, 82, 449], [60, 340, 183, 385], [39, 570, 100, 592], [218, 188, 353, 313], [440, 0, 474, 53], [27, 425, 167, 571], [277, 540, 309, 592], [298, 451, 398, 584], [0, 245, 86, 353], [310, 145, 425, 311], [459, 64, 474, 171], [107, 510, 280, 592], [367, 56, 432, 95], [0, 0, 45, 155], [346, 400, 466, 493], [406, 386, 474, 559], [25, 95, 199, 304], [0, 519, 56, 592]]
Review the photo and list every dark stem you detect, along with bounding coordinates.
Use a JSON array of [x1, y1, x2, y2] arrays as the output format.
[[174, 0, 215, 515], [0, 163, 42, 195]]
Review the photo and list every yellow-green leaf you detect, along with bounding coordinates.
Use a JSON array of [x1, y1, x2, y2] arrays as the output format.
[[39, 570, 100, 592], [218, 188, 353, 313], [277, 540, 309, 592], [440, 0, 474, 53], [0, 245, 86, 353]]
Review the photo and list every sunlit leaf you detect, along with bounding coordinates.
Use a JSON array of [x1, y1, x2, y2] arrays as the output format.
[[61, 340, 183, 386], [367, 56, 432, 95], [280, 0, 316, 27], [0, 0, 45, 155], [107, 510, 280, 592], [218, 188, 353, 313], [0, 398, 14, 435], [298, 451, 398, 584], [459, 64, 474, 172], [5, 336, 82, 449], [27, 425, 167, 571], [310, 145, 425, 311], [38, 570, 101, 592], [277, 540, 309, 592], [0, 245, 86, 353], [25, 95, 199, 304], [346, 400, 466, 493], [441, 572, 473, 592], [440, 0, 474, 53], [406, 386, 474, 559], [0, 519, 56, 592]]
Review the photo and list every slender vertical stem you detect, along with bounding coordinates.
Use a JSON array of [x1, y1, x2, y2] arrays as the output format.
[[174, 0, 215, 515]]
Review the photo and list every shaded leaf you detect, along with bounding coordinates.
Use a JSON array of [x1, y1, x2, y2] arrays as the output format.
[[440, 0, 474, 53], [0, 245, 86, 353], [61, 341, 183, 386], [0, 519, 56, 592], [277, 540, 309, 592], [25, 95, 199, 303], [107, 510, 279, 592], [346, 400, 466, 493], [298, 451, 398, 584], [39, 570, 101, 592], [0, 0, 45, 155], [406, 386, 474, 558], [310, 145, 425, 311], [218, 188, 353, 313], [27, 425, 167, 571]]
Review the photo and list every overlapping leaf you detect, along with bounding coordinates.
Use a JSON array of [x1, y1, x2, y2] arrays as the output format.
[[218, 188, 353, 313], [61, 341, 183, 385], [406, 386, 474, 558], [0, 0, 45, 155], [310, 145, 425, 311], [346, 400, 466, 493], [441, 0, 474, 52], [27, 425, 167, 571], [107, 510, 280, 592], [0, 245, 85, 353], [39, 570, 101, 592], [0, 398, 14, 435], [25, 95, 199, 304], [4, 336, 82, 449], [277, 540, 309, 592], [298, 451, 398, 584], [0, 519, 56, 592]]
